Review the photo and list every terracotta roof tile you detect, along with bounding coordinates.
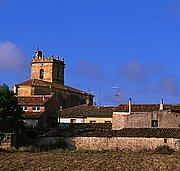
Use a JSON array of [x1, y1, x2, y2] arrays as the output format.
[[17, 95, 51, 105], [38, 124, 180, 138], [61, 105, 116, 118], [115, 104, 180, 112], [14, 79, 94, 96]]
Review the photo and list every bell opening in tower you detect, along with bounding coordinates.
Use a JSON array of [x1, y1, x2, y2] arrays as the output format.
[[40, 69, 44, 79]]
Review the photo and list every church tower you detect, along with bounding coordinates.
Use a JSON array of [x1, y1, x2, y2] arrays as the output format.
[[30, 49, 65, 85]]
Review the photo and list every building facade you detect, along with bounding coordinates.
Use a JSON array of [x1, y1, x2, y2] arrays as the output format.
[[13, 49, 94, 108], [112, 99, 180, 130], [17, 95, 59, 128], [59, 104, 115, 123], [30, 49, 65, 85]]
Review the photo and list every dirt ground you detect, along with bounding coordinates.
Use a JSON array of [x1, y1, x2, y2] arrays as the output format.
[[0, 149, 180, 171]]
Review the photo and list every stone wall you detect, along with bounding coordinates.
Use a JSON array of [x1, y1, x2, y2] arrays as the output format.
[[112, 113, 126, 130], [85, 117, 112, 123], [31, 58, 65, 85], [37, 136, 180, 151], [17, 86, 32, 96], [112, 110, 180, 130]]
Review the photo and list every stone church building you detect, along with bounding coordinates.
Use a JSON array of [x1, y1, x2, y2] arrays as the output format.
[[13, 49, 94, 108]]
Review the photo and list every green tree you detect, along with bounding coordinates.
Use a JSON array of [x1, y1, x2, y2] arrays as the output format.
[[0, 84, 22, 134]]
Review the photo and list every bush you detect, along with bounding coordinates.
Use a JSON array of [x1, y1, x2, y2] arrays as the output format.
[[153, 145, 175, 155], [0, 131, 4, 143]]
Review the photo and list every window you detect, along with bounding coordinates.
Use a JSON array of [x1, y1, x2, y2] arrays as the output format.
[[71, 119, 76, 123], [164, 138, 167, 143], [105, 121, 111, 123], [21, 106, 28, 111], [32, 106, 40, 112], [151, 120, 158, 128], [40, 69, 44, 79], [90, 121, 96, 123]]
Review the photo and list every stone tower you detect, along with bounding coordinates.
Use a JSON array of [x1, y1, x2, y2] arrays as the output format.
[[30, 49, 65, 85]]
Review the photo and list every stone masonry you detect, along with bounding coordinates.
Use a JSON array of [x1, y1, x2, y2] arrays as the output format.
[[31, 49, 65, 85], [112, 110, 180, 130], [37, 136, 180, 151]]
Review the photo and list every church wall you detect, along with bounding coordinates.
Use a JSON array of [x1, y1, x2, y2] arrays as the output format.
[[33, 86, 88, 108], [17, 86, 31, 96]]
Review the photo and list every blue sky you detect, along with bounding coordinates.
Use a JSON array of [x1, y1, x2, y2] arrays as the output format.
[[1, 0, 180, 105]]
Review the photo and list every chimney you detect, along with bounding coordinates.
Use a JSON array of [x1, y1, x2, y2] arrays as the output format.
[[129, 98, 132, 114], [93, 101, 97, 107], [160, 99, 164, 111]]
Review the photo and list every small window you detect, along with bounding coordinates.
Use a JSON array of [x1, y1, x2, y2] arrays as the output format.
[[71, 119, 76, 123], [21, 106, 28, 111], [151, 120, 158, 128], [36, 106, 40, 111], [40, 69, 44, 79], [90, 121, 96, 123], [32, 106, 36, 111], [105, 121, 111, 123], [32, 106, 40, 112], [164, 138, 167, 143]]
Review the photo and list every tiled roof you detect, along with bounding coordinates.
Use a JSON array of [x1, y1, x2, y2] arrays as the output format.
[[36, 124, 180, 138], [60, 104, 116, 118], [17, 95, 51, 105], [22, 112, 44, 118], [114, 104, 180, 112], [14, 79, 94, 96]]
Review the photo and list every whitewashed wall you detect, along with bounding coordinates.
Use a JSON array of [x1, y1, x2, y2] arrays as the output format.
[[58, 118, 84, 123]]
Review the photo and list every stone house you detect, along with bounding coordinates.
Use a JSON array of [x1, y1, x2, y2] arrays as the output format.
[[17, 95, 59, 128], [59, 104, 115, 123], [13, 49, 94, 109], [112, 99, 180, 130]]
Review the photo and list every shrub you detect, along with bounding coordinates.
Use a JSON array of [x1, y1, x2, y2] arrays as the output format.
[[0, 131, 4, 143], [153, 145, 175, 155]]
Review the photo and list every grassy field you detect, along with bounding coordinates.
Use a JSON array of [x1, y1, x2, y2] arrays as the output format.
[[0, 148, 180, 171]]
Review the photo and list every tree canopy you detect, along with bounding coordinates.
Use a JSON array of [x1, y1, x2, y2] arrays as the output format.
[[0, 84, 22, 133]]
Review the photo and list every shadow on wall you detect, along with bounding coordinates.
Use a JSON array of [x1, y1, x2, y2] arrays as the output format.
[[36, 137, 76, 150], [36, 136, 180, 151]]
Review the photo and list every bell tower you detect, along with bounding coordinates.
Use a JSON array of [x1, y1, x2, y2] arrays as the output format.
[[30, 49, 65, 85]]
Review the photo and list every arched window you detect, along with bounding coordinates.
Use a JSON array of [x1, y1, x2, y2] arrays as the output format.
[[40, 69, 44, 79]]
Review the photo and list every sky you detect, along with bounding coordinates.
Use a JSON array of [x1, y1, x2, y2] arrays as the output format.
[[1, 0, 180, 106]]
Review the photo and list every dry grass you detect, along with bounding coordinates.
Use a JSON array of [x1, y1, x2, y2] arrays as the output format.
[[0, 147, 180, 171]]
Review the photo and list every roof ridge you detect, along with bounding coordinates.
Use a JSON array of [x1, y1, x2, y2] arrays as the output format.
[[14, 79, 93, 96]]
